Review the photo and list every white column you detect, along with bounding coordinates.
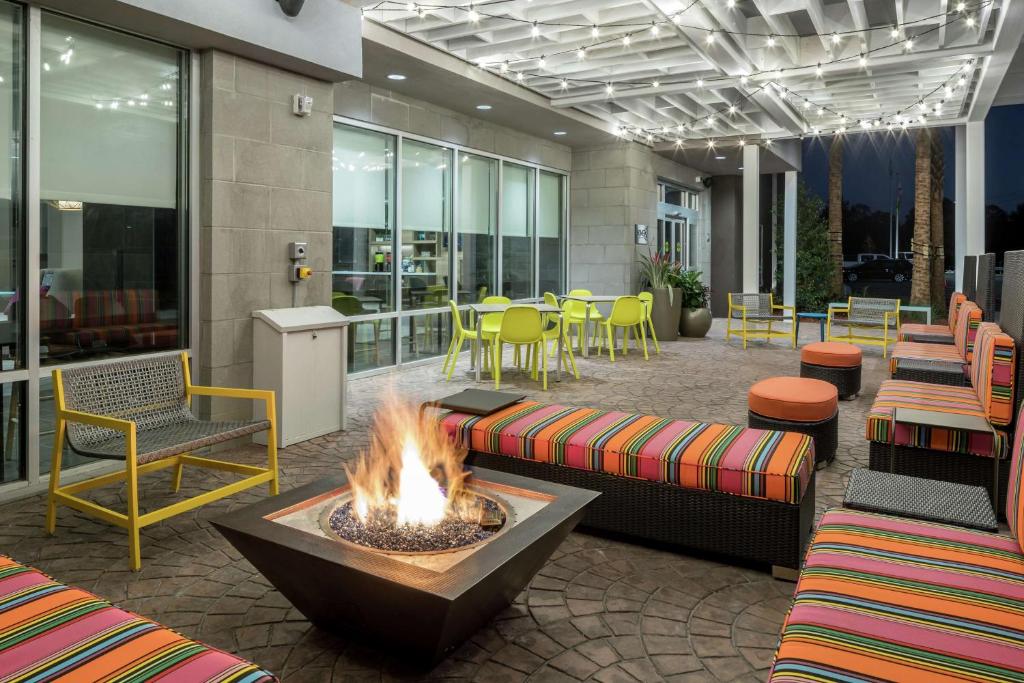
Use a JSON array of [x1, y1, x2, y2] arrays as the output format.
[[783, 171, 797, 314], [955, 125, 967, 290], [965, 121, 986, 261], [742, 144, 760, 292]]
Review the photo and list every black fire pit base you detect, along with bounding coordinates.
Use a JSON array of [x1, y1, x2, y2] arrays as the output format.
[[212, 467, 598, 667]]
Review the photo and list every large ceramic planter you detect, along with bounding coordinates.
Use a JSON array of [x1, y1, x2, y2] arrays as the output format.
[[680, 307, 712, 337], [647, 288, 681, 341]]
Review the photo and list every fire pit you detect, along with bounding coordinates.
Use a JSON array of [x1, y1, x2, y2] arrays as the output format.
[[212, 400, 598, 665]]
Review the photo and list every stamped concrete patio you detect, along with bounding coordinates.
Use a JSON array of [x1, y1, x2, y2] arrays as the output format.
[[0, 320, 887, 682]]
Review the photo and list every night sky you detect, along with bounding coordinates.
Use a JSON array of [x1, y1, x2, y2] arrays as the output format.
[[800, 103, 1024, 213]]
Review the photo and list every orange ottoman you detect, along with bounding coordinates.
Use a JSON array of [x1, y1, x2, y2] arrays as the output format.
[[800, 341, 862, 399], [748, 377, 839, 467]]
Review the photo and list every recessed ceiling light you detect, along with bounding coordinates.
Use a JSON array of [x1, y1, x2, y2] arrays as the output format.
[[387, 73, 407, 80], [553, 130, 567, 136], [476, 104, 492, 110], [714, 155, 726, 160]]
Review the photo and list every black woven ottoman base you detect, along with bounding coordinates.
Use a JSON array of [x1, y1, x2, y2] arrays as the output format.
[[748, 410, 838, 468], [868, 441, 1009, 519], [799, 361, 861, 399]]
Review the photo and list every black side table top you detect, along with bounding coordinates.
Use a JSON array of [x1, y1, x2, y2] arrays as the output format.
[[843, 468, 998, 532], [422, 389, 526, 416]]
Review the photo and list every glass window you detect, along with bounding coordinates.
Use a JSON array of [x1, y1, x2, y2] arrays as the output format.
[[0, 3, 21, 371], [39, 14, 186, 365], [400, 139, 451, 311], [346, 317, 395, 374], [400, 310, 451, 363], [456, 153, 496, 302], [332, 124, 395, 314], [501, 163, 534, 299], [0, 382, 25, 483], [538, 171, 564, 295]]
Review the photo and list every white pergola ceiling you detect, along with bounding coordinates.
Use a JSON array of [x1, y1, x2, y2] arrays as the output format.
[[360, 0, 1024, 147]]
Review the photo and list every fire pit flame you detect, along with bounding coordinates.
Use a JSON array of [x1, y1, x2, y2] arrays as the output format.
[[343, 397, 475, 531]]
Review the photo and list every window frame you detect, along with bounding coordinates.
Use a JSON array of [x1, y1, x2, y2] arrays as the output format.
[[0, 5, 193, 501], [332, 115, 569, 378]]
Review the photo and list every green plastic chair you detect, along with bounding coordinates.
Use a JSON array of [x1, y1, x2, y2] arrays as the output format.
[[493, 306, 548, 390], [596, 296, 649, 362], [441, 300, 494, 381], [636, 291, 661, 354]]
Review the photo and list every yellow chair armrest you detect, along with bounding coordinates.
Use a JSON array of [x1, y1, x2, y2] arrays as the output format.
[[58, 409, 135, 434], [731, 304, 749, 312], [773, 304, 796, 312], [188, 385, 275, 402]]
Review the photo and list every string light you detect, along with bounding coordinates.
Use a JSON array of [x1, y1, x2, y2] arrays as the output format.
[[651, 80, 660, 88], [591, 25, 599, 38], [622, 34, 631, 46], [767, 34, 776, 47], [905, 37, 914, 50], [726, 0, 736, 7], [815, 63, 823, 77], [560, 78, 568, 89], [696, 78, 704, 88], [605, 82, 614, 95], [705, 31, 716, 44], [830, 32, 840, 45], [966, 14, 976, 27], [859, 53, 867, 67], [538, 55, 546, 69], [890, 26, 899, 38], [531, 21, 540, 37], [576, 47, 586, 60], [650, 22, 659, 37], [467, 5, 478, 22]]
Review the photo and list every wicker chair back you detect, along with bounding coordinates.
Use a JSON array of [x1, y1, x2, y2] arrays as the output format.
[[60, 356, 193, 452], [963, 255, 978, 301], [847, 297, 899, 326], [976, 252, 996, 322], [729, 293, 773, 318]]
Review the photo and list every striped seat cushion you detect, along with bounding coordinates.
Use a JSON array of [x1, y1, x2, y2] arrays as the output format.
[[970, 322, 1018, 427], [1007, 403, 1024, 555], [440, 401, 814, 505], [889, 340, 965, 374], [0, 556, 276, 682], [867, 380, 1008, 458], [768, 509, 1024, 682], [897, 291, 966, 343]]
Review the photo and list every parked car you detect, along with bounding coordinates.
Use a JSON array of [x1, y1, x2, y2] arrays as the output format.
[[841, 252, 890, 268], [897, 251, 913, 261], [844, 257, 913, 283]]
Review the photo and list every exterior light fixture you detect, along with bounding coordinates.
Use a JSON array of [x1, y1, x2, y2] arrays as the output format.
[[276, 0, 306, 17]]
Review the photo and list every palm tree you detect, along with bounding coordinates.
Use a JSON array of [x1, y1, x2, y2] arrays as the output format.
[[910, 128, 932, 305], [828, 136, 843, 294], [930, 133, 946, 309]]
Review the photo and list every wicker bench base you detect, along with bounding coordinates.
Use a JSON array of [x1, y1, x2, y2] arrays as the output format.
[[799, 361, 861, 399], [891, 359, 968, 386], [868, 441, 1009, 518], [465, 451, 816, 573], [748, 410, 838, 467]]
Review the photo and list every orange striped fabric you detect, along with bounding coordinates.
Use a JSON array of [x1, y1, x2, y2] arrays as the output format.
[[897, 291, 966, 342], [867, 380, 1008, 458], [440, 401, 814, 504], [769, 509, 1024, 682], [970, 322, 1018, 427]]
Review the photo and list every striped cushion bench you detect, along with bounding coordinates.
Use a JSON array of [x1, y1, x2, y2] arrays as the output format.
[[768, 508, 1024, 682], [897, 291, 966, 344], [440, 401, 816, 573], [890, 300, 982, 374], [0, 556, 276, 682], [441, 401, 813, 504]]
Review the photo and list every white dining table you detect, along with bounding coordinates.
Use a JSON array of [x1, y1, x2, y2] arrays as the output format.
[[467, 303, 563, 383]]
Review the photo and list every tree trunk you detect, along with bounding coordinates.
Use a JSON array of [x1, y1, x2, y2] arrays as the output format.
[[828, 137, 843, 295], [910, 128, 932, 306], [930, 133, 946, 310]]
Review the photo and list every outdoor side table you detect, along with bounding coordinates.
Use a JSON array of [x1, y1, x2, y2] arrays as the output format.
[[796, 312, 828, 342], [892, 407, 1001, 510], [843, 467, 997, 532]]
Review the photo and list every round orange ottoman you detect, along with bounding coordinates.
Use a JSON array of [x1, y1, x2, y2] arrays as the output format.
[[800, 341, 862, 399], [748, 377, 839, 467]]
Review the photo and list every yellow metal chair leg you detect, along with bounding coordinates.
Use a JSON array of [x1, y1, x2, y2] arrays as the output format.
[[446, 336, 465, 382], [606, 323, 616, 362], [493, 341, 502, 390], [562, 331, 579, 379], [125, 432, 141, 572], [639, 323, 649, 360], [647, 319, 660, 354], [541, 341, 548, 391], [172, 456, 185, 493], [45, 421, 65, 535], [743, 316, 749, 350], [266, 394, 279, 496]]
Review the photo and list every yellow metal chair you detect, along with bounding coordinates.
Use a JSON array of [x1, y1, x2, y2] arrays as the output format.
[[442, 300, 495, 381], [47, 353, 277, 571], [563, 289, 604, 353], [725, 293, 797, 349], [596, 296, 649, 362], [827, 296, 901, 357], [493, 306, 549, 390], [542, 292, 580, 379], [636, 291, 661, 354]]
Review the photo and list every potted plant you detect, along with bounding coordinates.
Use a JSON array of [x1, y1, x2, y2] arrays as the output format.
[[638, 250, 681, 341], [675, 269, 712, 337]]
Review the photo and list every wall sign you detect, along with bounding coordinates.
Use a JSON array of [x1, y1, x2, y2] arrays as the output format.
[[634, 223, 649, 245]]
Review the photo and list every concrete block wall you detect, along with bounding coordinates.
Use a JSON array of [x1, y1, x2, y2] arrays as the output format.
[[198, 50, 334, 420], [570, 141, 703, 294], [334, 80, 571, 171]]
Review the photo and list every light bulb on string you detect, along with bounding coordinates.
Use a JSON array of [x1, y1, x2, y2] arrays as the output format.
[[740, 75, 748, 85], [500, 61, 509, 73], [767, 34, 776, 47], [830, 32, 840, 45], [817, 107, 824, 116], [966, 15, 975, 27], [622, 34, 631, 47], [697, 78, 704, 88], [650, 22, 659, 37], [576, 47, 586, 60], [705, 31, 716, 45], [515, 71, 524, 82], [537, 56, 546, 69], [859, 53, 867, 67], [905, 38, 914, 50], [531, 22, 540, 37], [890, 26, 899, 38], [803, 99, 810, 109], [467, 5, 479, 22], [652, 80, 660, 88], [729, 104, 737, 114], [727, 0, 736, 7], [591, 26, 599, 38], [605, 83, 614, 95], [956, 1, 966, 11], [560, 78, 568, 89], [815, 63, 823, 77]]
